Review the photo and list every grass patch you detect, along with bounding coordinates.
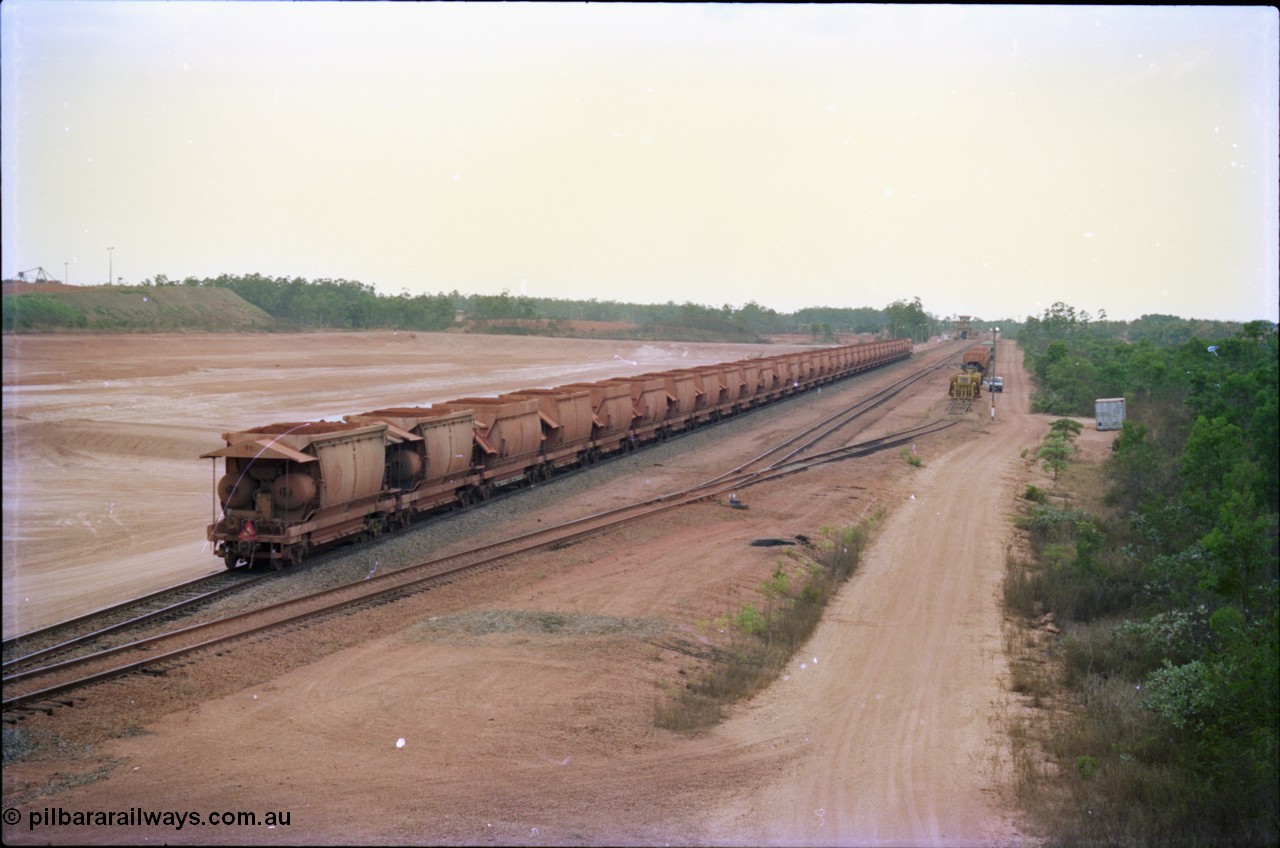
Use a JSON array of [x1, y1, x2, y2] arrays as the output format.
[[407, 610, 667, 642], [655, 516, 877, 734], [1, 725, 94, 766], [2, 726, 37, 765]]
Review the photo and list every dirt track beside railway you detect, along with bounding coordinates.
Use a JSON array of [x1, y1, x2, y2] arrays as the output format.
[[4, 333, 1047, 845]]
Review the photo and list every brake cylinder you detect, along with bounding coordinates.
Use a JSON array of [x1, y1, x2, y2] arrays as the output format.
[[217, 474, 254, 509], [271, 472, 317, 511]]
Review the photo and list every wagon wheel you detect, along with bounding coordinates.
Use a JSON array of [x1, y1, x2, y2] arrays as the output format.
[[283, 544, 305, 568], [223, 551, 241, 570]]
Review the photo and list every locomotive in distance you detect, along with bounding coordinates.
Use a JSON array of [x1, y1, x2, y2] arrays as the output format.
[[202, 339, 913, 570], [948, 344, 995, 401]]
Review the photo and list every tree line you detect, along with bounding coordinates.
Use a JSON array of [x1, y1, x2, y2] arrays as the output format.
[[1019, 301, 1250, 415], [1015, 302, 1277, 844], [114, 274, 960, 339], [5, 271, 1027, 341]]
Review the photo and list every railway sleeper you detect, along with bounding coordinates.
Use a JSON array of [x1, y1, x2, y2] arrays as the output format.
[[20, 704, 58, 716]]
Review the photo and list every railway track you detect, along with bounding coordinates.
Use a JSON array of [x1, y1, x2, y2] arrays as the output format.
[[1, 570, 273, 675], [3, 345, 966, 717]]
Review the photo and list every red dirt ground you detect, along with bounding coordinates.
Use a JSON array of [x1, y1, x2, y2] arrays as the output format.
[[3, 333, 1054, 846]]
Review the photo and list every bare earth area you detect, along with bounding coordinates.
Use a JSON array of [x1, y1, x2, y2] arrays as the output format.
[[2, 332, 805, 639], [4, 333, 1045, 846]]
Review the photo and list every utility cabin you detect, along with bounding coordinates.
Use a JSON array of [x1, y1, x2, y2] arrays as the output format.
[[1095, 398, 1126, 431]]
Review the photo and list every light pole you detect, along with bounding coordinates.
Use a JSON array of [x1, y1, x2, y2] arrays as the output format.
[[107, 247, 114, 285], [64, 262, 68, 285], [990, 326, 999, 420]]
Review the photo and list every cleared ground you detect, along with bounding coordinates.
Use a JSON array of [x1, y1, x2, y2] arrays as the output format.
[[2, 331, 801, 640], [3, 333, 1041, 846]]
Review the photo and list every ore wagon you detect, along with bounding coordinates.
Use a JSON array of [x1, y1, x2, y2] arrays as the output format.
[[432, 397, 544, 501], [203, 421, 395, 569], [962, 346, 991, 374], [345, 406, 477, 517], [560, 381, 636, 454], [501, 387, 595, 474]]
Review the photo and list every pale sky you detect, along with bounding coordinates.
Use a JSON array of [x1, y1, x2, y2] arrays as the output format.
[[3, 2, 1276, 323]]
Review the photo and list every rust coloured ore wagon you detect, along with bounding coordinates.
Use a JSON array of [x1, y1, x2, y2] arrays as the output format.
[[597, 376, 671, 443], [557, 380, 638, 457], [203, 421, 397, 569], [637, 370, 701, 432], [962, 346, 991, 374], [431, 397, 545, 503], [500, 387, 596, 475], [345, 406, 477, 518]]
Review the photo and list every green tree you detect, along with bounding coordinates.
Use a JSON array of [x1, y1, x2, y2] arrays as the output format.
[[1037, 435, 1074, 482], [884, 296, 928, 339]]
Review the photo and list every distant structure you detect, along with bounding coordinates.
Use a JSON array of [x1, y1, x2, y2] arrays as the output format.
[[954, 315, 973, 339], [9, 267, 58, 284], [1095, 398, 1126, 431]]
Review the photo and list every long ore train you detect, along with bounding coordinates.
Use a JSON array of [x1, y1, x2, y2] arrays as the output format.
[[202, 339, 912, 569]]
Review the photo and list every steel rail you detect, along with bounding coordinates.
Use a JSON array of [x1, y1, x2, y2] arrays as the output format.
[[3, 347, 962, 712], [700, 343, 963, 485], [2, 411, 956, 712], [2, 573, 272, 674], [1, 571, 235, 651]]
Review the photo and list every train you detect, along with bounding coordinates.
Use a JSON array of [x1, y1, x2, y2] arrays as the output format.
[[948, 371, 982, 400], [202, 339, 913, 570], [961, 345, 991, 374], [948, 344, 995, 400]]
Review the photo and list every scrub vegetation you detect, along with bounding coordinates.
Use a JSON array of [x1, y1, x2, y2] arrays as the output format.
[[1007, 305, 1277, 847], [655, 517, 877, 735], [4, 274, 953, 342], [1018, 301, 1248, 415]]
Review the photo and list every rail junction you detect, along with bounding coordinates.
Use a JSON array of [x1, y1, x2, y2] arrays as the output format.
[[3, 342, 969, 718]]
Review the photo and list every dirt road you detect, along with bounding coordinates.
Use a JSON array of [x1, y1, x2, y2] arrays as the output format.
[[697, 340, 1037, 845], [3, 334, 1040, 846]]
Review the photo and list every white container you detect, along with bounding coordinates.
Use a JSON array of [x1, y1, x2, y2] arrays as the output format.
[[1095, 397, 1126, 431]]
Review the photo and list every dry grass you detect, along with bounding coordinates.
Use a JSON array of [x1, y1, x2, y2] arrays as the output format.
[[654, 519, 873, 734]]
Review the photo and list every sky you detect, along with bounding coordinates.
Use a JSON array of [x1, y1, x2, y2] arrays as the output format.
[[2, 2, 1276, 324]]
